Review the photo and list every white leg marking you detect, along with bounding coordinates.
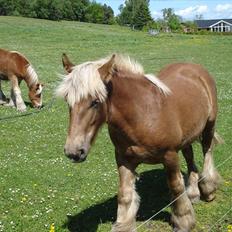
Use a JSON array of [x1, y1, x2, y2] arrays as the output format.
[[14, 87, 26, 111], [199, 151, 221, 201], [187, 172, 200, 203]]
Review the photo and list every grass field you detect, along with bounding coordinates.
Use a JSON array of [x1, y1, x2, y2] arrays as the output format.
[[0, 16, 231, 232]]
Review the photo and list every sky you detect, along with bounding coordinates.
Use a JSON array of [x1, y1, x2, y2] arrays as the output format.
[[96, 0, 232, 20]]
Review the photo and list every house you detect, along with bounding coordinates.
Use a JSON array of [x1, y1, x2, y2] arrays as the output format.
[[195, 19, 232, 32]]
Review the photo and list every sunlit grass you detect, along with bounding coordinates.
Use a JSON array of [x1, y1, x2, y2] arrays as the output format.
[[0, 16, 231, 232]]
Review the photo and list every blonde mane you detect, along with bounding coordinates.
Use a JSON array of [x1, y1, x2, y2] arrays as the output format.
[[56, 60, 107, 107], [56, 54, 171, 106], [26, 65, 38, 86], [113, 54, 144, 75]]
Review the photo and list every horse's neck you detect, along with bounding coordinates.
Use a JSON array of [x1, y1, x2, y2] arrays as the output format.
[[107, 74, 162, 124]]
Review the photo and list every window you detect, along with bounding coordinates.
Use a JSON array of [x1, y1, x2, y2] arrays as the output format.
[[212, 22, 231, 32]]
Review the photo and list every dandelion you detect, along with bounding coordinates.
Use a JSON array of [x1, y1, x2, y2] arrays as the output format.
[[49, 223, 55, 232], [225, 181, 231, 186], [21, 197, 27, 203], [228, 224, 232, 232]]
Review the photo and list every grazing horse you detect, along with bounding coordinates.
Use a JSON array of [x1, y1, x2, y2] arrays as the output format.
[[57, 53, 222, 232], [0, 48, 43, 111]]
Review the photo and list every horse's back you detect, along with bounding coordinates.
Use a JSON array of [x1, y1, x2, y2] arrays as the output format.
[[159, 63, 215, 87], [0, 48, 29, 78], [158, 63, 217, 117], [157, 63, 218, 146]]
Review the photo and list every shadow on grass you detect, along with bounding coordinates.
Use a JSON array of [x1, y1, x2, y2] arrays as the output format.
[[63, 169, 171, 232], [25, 101, 46, 109]]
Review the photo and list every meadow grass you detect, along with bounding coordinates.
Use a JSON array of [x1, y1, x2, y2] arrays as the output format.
[[0, 16, 231, 232]]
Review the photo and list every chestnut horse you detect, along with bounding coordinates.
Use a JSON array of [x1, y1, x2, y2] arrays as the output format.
[[57, 54, 222, 232], [0, 48, 43, 111]]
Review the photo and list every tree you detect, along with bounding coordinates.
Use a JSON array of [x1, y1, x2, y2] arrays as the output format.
[[71, 0, 90, 21], [133, 1, 152, 29], [195, 14, 203, 20], [34, 0, 48, 19], [162, 8, 181, 31], [47, 0, 63, 20], [102, 4, 114, 24], [168, 14, 182, 31], [162, 8, 173, 22], [154, 18, 167, 31], [61, 0, 76, 20], [117, 1, 133, 26], [17, 0, 36, 18], [0, 0, 18, 16], [117, 0, 153, 30], [84, 2, 104, 24]]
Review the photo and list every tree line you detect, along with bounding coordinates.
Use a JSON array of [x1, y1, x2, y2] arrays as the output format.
[[0, 0, 197, 32], [0, 0, 115, 24]]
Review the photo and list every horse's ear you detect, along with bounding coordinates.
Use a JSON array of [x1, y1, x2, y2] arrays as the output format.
[[62, 53, 74, 73], [98, 54, 115, 83]]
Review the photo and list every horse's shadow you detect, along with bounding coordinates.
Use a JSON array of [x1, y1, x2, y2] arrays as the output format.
[[24, 101, 33, 107], [63, 169, 171, 232], [24, 101, 45, 109]]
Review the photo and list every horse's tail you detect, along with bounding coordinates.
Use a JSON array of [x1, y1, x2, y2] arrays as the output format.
[[213, 132, 224, 145]]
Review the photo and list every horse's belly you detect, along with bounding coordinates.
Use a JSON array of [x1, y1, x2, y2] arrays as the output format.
[[126, 145, 165, 164], [0, 72, 8, 80]]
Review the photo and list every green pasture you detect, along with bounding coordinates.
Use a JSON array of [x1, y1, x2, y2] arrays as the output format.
[[0, 16, 231, 232]]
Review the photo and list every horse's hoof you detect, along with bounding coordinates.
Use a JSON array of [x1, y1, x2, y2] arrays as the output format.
[[17, 107, 26, 112], [173, 227, 190, 232], [4, 102, 15, 107], [189, 195, 200, 204], [0, 101, 7, 105]]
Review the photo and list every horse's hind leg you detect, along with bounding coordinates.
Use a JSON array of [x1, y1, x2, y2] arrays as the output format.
[[182, 145, 200, 203], [164, 150, 195, 232], [0, 80, 7, 104], [199, 121, 220, 202]]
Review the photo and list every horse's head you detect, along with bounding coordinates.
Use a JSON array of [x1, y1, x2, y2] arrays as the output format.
[[57, 54, 115, 163], [28, 83, 44, 108]]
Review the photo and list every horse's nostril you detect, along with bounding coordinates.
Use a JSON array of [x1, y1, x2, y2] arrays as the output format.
[[79, 149, 85, 155]]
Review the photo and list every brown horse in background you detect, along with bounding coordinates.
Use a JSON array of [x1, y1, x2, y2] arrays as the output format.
[[0, 48, 43, 111], [57, 53, 222, 232]]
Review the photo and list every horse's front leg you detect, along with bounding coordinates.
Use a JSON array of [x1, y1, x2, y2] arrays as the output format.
[[164, 150, 195, 232], [8, 76, 26, 111], [112, 154, 139, 232]]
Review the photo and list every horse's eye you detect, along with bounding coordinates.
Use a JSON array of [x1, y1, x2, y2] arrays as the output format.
[[90, 99, 100, 108]]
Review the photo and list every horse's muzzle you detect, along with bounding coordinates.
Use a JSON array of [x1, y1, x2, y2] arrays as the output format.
[[64, 148, 87, 163]]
